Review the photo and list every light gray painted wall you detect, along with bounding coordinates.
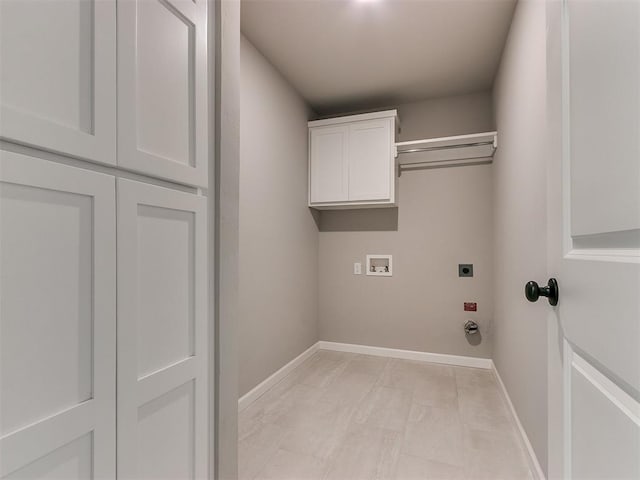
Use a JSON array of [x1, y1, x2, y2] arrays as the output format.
[[215, 1, 240, 478], [318, 92, 495, 359], [239, 36, 319, 397], [492, 0, 548, 473]]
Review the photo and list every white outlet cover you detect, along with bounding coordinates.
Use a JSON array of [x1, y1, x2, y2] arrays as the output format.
[[353, 262, 362, 275]]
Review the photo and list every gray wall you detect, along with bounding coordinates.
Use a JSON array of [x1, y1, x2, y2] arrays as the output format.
[[492, 0, 548, 473], [318, 92, 495, 359], [215, 1, 240, 478], [239, 36, 319, 397]]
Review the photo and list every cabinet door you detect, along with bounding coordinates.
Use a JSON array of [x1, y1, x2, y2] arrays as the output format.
[[0, 0, 116, 165], [348, 119, 393, 202], [117, 179, 208, 479], [0, 152, 116, 478], [118, 0, 208, 187], [309, 125, 349, 204]]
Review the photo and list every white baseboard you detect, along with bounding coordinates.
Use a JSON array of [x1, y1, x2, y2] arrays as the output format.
[[238, 342, 319, 412], [492, 362, 546, 480], [318, 341, 493, 369]]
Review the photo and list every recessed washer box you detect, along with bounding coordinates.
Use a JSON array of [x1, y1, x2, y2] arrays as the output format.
[[366, 254, 392, 276]]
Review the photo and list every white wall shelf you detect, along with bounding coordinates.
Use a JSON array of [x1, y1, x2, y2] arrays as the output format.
[[395, 131, 497, 169]]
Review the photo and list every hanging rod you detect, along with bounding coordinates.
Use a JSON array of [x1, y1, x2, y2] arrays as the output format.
[[397, 140, 494, 155], [399, 155, 493, 168]]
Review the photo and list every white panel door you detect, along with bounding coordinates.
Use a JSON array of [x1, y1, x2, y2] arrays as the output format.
[[309, 125, 349, 204], [0, 152, 116, 478], [348, 119, 393, 202], [118, 0, 208, 187], [0, 0, 116, 165], [117, 179, 208, 479], [546, 1, 640, 478]]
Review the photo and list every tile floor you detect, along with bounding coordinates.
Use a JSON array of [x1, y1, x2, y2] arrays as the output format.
[[238, 350, 534, 480]]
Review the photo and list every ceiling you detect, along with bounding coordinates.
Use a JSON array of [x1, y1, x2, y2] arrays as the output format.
[[241, 0, 517, 115]]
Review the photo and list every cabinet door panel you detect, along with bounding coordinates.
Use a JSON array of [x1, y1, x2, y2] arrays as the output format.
[[0, 0, 116, 165], [0, 152, 116, 478], [118, 0, 208, 187], [348, 119, 393, 201], [117, 179, 208, 479], [309, 126, 349, 203]]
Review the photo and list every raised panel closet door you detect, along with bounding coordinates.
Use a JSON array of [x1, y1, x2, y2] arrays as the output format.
[[0, 152, 116, 478], [348, 119, 393, 202], [0, 0, 116, 165], [118, 0, 208, 187], [117, 179, 208, 479]]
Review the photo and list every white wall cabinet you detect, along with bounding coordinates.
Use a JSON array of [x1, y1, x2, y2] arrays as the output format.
[[308, 110, 397, 209], [0, 152, 116, 479], [0, 0, 116, 166], [118, 0, 208, 187], [0, 0, 211, 478], [117, 179, 208, 479]]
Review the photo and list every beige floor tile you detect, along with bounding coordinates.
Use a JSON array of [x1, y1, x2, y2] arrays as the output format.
[[457, 383, 511, 432], [454, 366, 498, 390], [278, 403, 355, 460], [344, 354, 390, 377], [463, 425, 533, 480], [320, 371, 378, 406], [295, 353, 351, 389], [402, 403, 464, 467], [353, 386, 412, 432], [239, 351, 534, 480], [238, 422, 289, 480], [394, 454, 465, 480], [324, 423, 402, 480], [255, 449, 327, 480], [378, 359, 428, 391], [270, 398, 346, 431], [412, 374, 458, 409]]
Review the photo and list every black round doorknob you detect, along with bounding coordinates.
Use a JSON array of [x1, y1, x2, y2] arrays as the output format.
[[525, 278, 559, 306]]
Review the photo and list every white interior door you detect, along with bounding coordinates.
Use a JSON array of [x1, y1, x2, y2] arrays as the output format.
[[117, 179, 208, 479], [0, 0, 116, 165], [309, 125, 349, 204], [0, 152, 116, 478], [546, 1, 640, 478], [117, 0, 208, 187], [348, 119, 393, 202]]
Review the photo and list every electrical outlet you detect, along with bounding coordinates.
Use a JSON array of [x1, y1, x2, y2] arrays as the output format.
[[354, 262, 362, 275]]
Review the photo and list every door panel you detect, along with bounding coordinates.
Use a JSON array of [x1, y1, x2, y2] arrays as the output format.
[[137, 382, 196, 479], [568, 1, 639, 237], [547, 1, 640, 478], [348, 119, 392, 201], [567, 350, 640, 480], [0, 152, 116, 478], [0, 0, 116, 165], [309, 126, 349, 203], [118, 0, 208, 187], [5, 433, 93, 480], [117, 179, 207, 479]]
